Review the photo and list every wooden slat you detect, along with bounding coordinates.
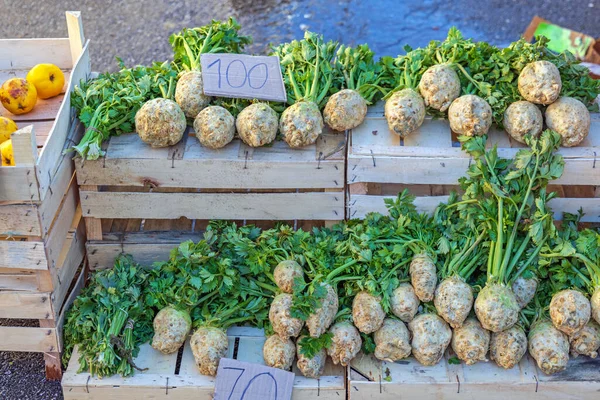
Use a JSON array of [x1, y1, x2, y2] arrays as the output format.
[[37, 148, 76, 237], [0, 268, 52, 292], [51, 216, 85, 317], [0, 129, 77, 237], [0, 203, 40, 236], [349, 352, 600, 400], [66, 11, 85, 65], [348, 113, 600, 187], [0, 166, 39, 202], [348, 155, 600, 186], [75, 136, 344, 189], [81, 191, 344, 221], [0, 291, 53, 319], [81, 186, 103, 242], [32, 120, 56, 148], [349, 194, 449, 219], [40, 317, 62, 380], [0, 274, 39, 291], [349, 194, 600, 222], [44, 182, 79, 270], [0, 38, 72, 69], [86, 231, 203, 270], [0, 240, 47, 270], [0, 326, 59, 352], [11, 125, 37, 166], [0, 94, 67, 122]]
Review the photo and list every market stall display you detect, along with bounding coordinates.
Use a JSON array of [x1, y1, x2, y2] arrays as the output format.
[[0, 13, 588, 398], [0, 11, 89, 381]]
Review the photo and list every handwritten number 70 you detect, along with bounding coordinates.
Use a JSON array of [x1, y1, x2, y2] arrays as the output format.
[[223, 367, 278, 400], [207, 59, 269, 90]]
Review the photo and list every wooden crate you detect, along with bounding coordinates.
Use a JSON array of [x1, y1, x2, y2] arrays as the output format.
[[62, 326, 346, 400], [76, 128, 346, 269], [349, 352, 600, 400], [0, 11, 90, 380], [347, 103, 600, 222]]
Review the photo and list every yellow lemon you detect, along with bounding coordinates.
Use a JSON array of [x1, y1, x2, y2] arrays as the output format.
[[0, 78, 37, 115], [27, 64, 65, 99], [0, 117, 17, 144], [1, 139, 14, 166]]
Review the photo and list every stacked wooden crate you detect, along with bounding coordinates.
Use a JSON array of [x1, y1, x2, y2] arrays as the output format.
[[0, 12, 90, 379], [75, 128, 346, 270], [63, 327, 346, 400], [347, 103, 600, 222]]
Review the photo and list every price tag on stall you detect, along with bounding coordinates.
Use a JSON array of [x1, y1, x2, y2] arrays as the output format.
[[214, 358, 294, 400], [201, 54, 287, 102]]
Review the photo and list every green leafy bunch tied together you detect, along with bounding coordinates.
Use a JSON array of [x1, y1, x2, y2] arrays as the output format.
[[431, 193, 487, 329], [62, 256, 154, 377], [71, 60, 178, 160], [459, 130, 564, 333]]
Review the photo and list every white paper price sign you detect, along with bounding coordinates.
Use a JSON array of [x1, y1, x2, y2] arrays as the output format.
[[214, 358, 294, 400], [201, 54, 287, 102]]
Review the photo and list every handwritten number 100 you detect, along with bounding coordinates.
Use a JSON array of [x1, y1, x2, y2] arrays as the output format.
[[207, 59, 269, 90]]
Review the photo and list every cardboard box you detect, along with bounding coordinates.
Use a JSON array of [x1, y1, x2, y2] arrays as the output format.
[[524, 16, 600, 64]]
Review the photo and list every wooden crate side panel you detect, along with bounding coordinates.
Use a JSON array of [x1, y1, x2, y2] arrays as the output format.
[[51, 217, 85, 318], [64, 329, 344, 400], [80, 192, 344, 221], [348, 113, 599, 187], [65, 11, 85, 65], [347, 381, 600, 400], [0, 268, 53, 292], [0, 166, 39, 202], [348, 154, 599, 186], [0, 326, 60, 352], [349, 194, 600, 222], [63, 344, 180, 400], [0, 291, 53, 319], [0, 126, 41, 202], [86, 231, 203, 270], [36, 42, 90, 201], [348, 194, 449, 219], [0, 38, 72, 69], [1, 137, 77, 238], [86, 242, 181, 270], [76, 132, 345, 189], [38, 140, 77, 237], [44, 182, 79, 271], [349, 353, 599, 400], [0, 273, 40, 291], [76, 157, 344, 189], [11, 125, 38, 166], [0, 240, 48, 270], [0, 203, 40, 236]]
